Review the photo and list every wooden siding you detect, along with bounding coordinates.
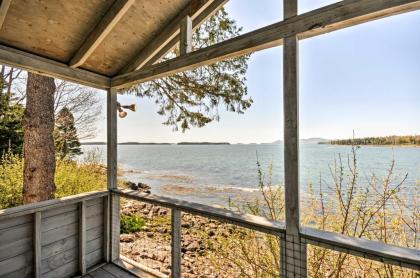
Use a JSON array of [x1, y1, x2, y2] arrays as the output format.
[[0, 191, 108, 278], [0, 215, 33, 277]]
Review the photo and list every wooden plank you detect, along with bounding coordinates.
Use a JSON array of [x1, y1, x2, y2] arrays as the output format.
[[301, 227, 420, 271], [42, 235, 78, 260], [87, 210, 104, 230], [69, 0, 136, 68], [34, 212, 42, 278], [42, 223, 78, 246], [0, 237, 32, 262], [43, 259, 78, 278], [86, 248, 103, 269], [87, 226, 104, 242], [112, 189, 285, 235], [80, 201, 87, 275], [89, 267, 116, 278], [0, 45, 110, 89], [111, 0, 420, 89], [0, 222, 32, 246], [42, 228, 102, 261], [102, 263, 137, 278], [87, 237, 103, 255], [0, 252, 33, 276], [179, 15, 192, 55], [0, 190, 108, 221], [41, 247, 77, 274], [41, 209, 78, 233], [0, 0, 11, 30], [86, 202, 103, 218], [1, 266, 32, 278], [86, 196, 104, 208], [0, 214, 32, 230], [171, 209, 182, 278], [143, 0, 228, 69], [42, 204, 78, 219], [119, 0, 223, 73]]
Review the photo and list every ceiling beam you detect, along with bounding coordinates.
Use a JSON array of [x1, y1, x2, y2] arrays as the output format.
[[69, 0, 135, 68], [119, 0, 227, 74], [0, 45, 110, 89], [0, 0, 12, 30], [111, 0, 420, 89]]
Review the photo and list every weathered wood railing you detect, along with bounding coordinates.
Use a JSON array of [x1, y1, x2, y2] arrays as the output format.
[[112, 188, 420, 276], [0, 190, 109, 278]]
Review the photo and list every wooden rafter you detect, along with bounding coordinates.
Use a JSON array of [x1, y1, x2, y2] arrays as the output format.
[[0, 0, 12, 30], [69, 0, 135, 68], [111, 0, 420, 89], [0, 45, 110, 89], [119, 0, 227, 74]]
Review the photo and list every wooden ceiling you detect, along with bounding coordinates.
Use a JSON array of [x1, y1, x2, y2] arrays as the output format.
[[0, 0, 223, 77]]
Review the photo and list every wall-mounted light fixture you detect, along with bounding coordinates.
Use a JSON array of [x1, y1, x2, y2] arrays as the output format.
[[117, 102, 136, 118]]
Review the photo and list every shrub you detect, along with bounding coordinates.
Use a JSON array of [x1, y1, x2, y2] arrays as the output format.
[[0, 151, 106, 209], [120, 214, 145, 234]]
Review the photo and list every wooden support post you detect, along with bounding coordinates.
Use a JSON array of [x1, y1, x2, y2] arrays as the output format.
[[283, 35, 300, 237], [171, 208, 182, 278], [0, 0, 12, 30], [34, 212, 41, 278], [107, 88, 120, 261], [103, 194, 110, 262], [79, 200, 87, 275], [283, 0, 307, 276], [180, 15, 192, 55]]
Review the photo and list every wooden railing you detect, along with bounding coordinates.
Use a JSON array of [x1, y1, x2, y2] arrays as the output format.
[[112, 188, 420, 276], [0, 190, 109, 278]]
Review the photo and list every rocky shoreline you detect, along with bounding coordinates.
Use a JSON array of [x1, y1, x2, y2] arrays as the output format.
[[120, 182, 243, 277]]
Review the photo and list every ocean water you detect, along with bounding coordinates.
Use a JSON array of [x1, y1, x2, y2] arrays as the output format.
[[82, 144, 419, 206]]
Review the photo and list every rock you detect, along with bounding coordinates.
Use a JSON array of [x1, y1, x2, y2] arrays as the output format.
[[138, 182, 151, 190], [120, 234, 135, 242], [125, 181, 138, 190], [146, 232, 154, 238], [181, 223, 191, 228], [207, 230, 216, 237], [186, 241, 199, 252]]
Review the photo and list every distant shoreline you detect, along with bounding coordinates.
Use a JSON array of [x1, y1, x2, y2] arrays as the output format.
[[321, 142, 419, 148]]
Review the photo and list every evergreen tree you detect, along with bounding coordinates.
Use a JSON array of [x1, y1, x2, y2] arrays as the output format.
[[0, 103, 24, 155], [54, 107, 82, 159], [128, 8, 252, 131], [0, 71, 24, 155]]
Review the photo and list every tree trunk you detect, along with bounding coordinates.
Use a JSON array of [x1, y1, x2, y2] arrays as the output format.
[[23, 73, 56, 203]]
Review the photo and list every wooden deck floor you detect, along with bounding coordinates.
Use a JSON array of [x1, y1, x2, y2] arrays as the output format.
[[83, 263, 138, 278]]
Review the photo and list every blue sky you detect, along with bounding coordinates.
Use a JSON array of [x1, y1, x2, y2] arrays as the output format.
[[90, 0, 420, 143]]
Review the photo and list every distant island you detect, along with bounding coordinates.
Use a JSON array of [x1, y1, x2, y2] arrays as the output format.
[[177, 142, 230, 145], [81, 142, 172, 145], [268, 138, 330, 144], [119, 142, 172, 145], [81, 142, 106, 145], [321, 135, 420, 146]]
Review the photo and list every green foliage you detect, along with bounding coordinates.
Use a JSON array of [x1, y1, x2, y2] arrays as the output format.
[[0, 152, 106, 209], [126, 8, 252, 131], [54, 107, 83, 159], [0, 103, 24, 155], [328, 135, 420, 146], [120, 214, 145, 234]]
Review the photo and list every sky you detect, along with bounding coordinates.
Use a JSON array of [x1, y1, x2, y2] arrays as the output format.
[[88, 0, 420, 143]]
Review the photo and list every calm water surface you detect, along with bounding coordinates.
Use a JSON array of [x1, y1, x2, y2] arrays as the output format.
[[82, 144, 419, 206]]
